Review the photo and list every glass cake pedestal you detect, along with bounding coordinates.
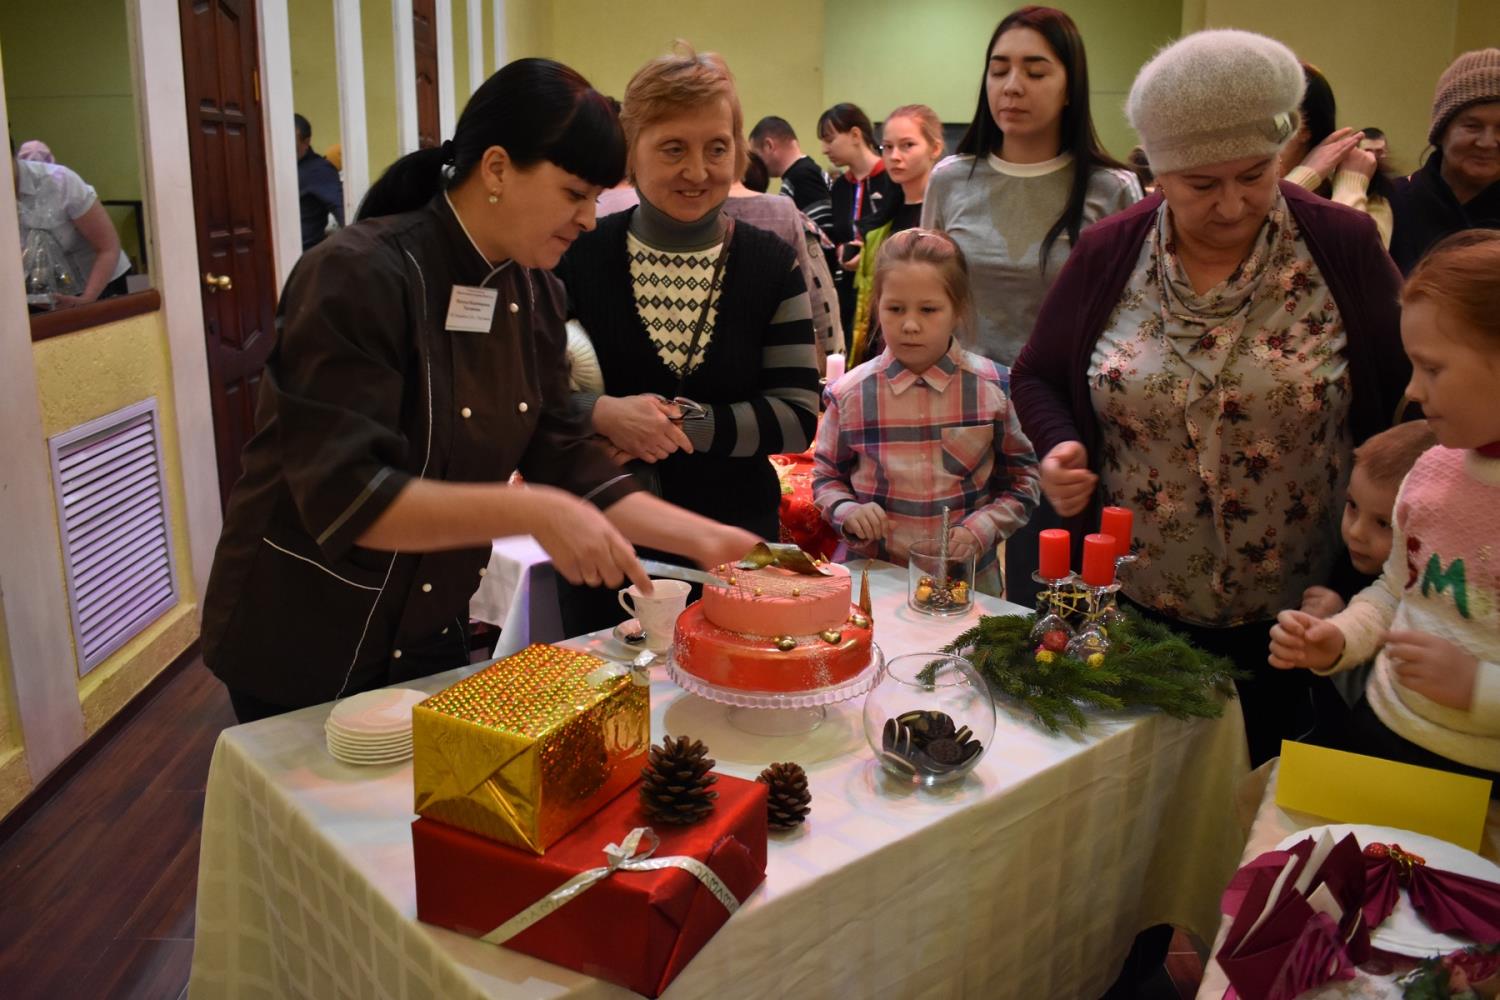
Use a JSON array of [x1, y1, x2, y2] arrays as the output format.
[[665, 643, 884, 736]]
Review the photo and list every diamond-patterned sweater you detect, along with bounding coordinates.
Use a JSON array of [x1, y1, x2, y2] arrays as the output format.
[[626, 231, 723, 377], [557, 209, 820, 531]]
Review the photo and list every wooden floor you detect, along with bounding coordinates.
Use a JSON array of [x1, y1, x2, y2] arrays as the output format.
[[0, 657, 235, 999], [0, 653, 1206, 999]]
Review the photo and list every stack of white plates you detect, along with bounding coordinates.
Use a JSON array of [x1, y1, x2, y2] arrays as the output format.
[[324, 688, 427, 766]]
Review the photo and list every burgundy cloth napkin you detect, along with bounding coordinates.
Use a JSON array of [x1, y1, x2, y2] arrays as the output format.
[[1216, 834, 1371, 1000], [1364, 845, 1500, 943]]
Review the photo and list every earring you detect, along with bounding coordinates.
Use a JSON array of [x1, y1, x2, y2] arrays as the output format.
[[487, 192, 499, 204]]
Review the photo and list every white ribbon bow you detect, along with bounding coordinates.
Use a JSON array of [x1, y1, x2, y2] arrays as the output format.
[[482, 827, 741, 944]]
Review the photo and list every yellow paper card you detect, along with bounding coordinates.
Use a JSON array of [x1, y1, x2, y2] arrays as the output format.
[[1276, 740, 1491, 852]]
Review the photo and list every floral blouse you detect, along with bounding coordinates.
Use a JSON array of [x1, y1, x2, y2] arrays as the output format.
[[1087, 194, 1352, 627]]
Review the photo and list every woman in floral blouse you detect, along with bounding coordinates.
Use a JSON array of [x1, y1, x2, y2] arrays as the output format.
[[1011, 30, 1410, 767]]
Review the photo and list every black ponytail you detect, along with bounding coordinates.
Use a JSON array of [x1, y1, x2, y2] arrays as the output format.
[[357, 58, 626, 221]]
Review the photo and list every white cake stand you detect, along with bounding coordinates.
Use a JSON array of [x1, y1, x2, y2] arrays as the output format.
[[666, 642, 884, 736]]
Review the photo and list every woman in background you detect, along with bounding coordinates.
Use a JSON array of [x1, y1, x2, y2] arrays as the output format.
[[921, 5, 1141, 604]]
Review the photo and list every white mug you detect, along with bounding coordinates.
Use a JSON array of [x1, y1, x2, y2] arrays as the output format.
[[618, 579, 691, 653]]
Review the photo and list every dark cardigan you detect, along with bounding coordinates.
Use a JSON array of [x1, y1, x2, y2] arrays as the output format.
[[1389, 152, 1500, 274], [556, 211, 819, 533], [1011, 181, 1411, 543]]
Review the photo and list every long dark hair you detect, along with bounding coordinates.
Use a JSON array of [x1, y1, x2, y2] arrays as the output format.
[[956, 6, 1124, 268], [1299, 63, 1395, 202], [1298, 63, 1337, 197], [357, 58, 625, 221]]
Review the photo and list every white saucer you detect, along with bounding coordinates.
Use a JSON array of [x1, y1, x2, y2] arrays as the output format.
[[325, 719, 414, 741], [327, 744, 413, 766], [326, 731, 412, 752], [612, 618, 645, 644], [327, 688, 427, 736]]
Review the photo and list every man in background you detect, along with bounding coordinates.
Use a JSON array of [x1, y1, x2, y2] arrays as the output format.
[[1359, 126, 1390, 169], [750, 116, 833, 235], [295, 113, 343, 251]]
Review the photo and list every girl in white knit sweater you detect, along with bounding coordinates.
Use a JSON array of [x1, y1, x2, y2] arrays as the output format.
[[1269, 231, 1500, 789]]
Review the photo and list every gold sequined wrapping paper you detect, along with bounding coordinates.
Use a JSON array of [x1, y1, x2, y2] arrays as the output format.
[[413, 643, 650, 854]]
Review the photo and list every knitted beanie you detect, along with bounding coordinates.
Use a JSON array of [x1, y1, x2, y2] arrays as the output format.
[[1429, 48, 1500, 146], [1127, 29, 1305, 175]]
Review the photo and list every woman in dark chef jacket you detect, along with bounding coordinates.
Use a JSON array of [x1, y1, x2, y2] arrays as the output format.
[[201, 59, 758, 722]]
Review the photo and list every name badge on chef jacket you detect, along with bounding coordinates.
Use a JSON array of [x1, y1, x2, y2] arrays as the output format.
[[445, 285, 500, 333]]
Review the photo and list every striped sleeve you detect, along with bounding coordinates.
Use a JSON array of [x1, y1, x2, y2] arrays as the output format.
[[682, 260, 820, 458], [811, 387, 862, 532], [801, 197, 835, 235], [959, 382, 1041, 549]]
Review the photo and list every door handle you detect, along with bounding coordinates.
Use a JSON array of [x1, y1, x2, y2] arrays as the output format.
[[204, 272, 233, 292]]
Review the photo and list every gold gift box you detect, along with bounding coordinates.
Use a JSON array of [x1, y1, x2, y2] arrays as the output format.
[[413, 643, 650, 854]]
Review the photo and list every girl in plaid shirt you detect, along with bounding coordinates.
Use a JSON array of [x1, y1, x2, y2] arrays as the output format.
[[813, 229, 1040, 595]]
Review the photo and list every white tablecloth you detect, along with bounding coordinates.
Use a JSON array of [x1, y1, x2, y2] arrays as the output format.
[[190, 564, 1251, 1000], [468, 536, 563, 657], [1196, 762, 1500, 999]]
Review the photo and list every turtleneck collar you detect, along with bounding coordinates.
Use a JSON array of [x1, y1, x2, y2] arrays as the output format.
[[629, 193, 728, 251]]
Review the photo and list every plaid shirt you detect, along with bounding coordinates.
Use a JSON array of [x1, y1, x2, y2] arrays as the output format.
[[813, 340, 1039, 575]]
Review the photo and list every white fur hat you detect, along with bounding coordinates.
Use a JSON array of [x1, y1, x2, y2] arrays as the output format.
[[1127, 29, 1305, 175]]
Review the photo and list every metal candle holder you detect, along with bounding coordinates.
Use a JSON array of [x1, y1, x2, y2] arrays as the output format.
[[1029, 552, 1135, 656], [1029, 571, 1077, 645]]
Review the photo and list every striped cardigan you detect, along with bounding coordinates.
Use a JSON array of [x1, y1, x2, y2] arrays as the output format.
[[557, 211, 819, 535]]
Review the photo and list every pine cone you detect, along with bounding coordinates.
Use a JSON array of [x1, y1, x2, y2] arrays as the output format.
[[757, 761, 811, 830], [639, 734, 719, 825]]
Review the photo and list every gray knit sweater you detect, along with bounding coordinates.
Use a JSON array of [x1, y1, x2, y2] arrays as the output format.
[[921, 152, 1142, 366]]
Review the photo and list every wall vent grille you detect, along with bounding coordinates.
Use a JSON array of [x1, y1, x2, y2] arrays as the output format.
[[48, 398, 178, 677]]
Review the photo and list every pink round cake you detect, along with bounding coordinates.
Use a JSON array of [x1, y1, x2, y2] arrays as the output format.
[[672, 563, 874, 693]]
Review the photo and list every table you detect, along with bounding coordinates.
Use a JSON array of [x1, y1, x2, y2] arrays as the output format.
[[190, 564, 1250, 1000], [468, 536, 563, 658], [1196, 763, 1500, 999]]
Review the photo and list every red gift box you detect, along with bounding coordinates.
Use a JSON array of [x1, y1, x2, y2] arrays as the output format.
[[413, 774, 768, 997]]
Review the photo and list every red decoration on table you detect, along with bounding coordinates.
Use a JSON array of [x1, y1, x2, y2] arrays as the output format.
[[1363, 842, 1500, 942], [1080, 534, 1117, 587], [1038, 528, 1071, 580], [774, 452, 840, 560], [1040, 629, 1070, 654], [1100, 507, 1133, 562], [413, 775, 768, 998]]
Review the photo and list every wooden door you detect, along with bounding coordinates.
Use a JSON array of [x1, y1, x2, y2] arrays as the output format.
[[178, 0, 278, 508], [413, 0, 441, 149]]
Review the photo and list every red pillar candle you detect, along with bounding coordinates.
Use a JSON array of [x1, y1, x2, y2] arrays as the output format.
[[1038, 529, 1071, 580], [1081, 534, 1117, 587], [1100, 507, 1134, 561]]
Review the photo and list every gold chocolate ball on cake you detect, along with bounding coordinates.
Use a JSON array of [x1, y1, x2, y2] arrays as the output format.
[[774, 636, 796, 652], [819, 629, 842, 645]]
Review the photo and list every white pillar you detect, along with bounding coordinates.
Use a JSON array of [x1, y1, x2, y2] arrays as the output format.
[[492, 0, 507, 69], [467, 0, 484, 94], [0, 50, 85, 779], [334, 0, 370, 219], [436, 0, 456, 140], [392, 0, 419, 154], [129, 0, 223, 612], [256, 0, 302, 289]]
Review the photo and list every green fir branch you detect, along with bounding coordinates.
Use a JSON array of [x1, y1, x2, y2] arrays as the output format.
[[933, 611, 1246, 734]]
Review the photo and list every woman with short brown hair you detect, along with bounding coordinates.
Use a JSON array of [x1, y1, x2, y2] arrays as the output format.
[[555, 44, 821, 635]]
